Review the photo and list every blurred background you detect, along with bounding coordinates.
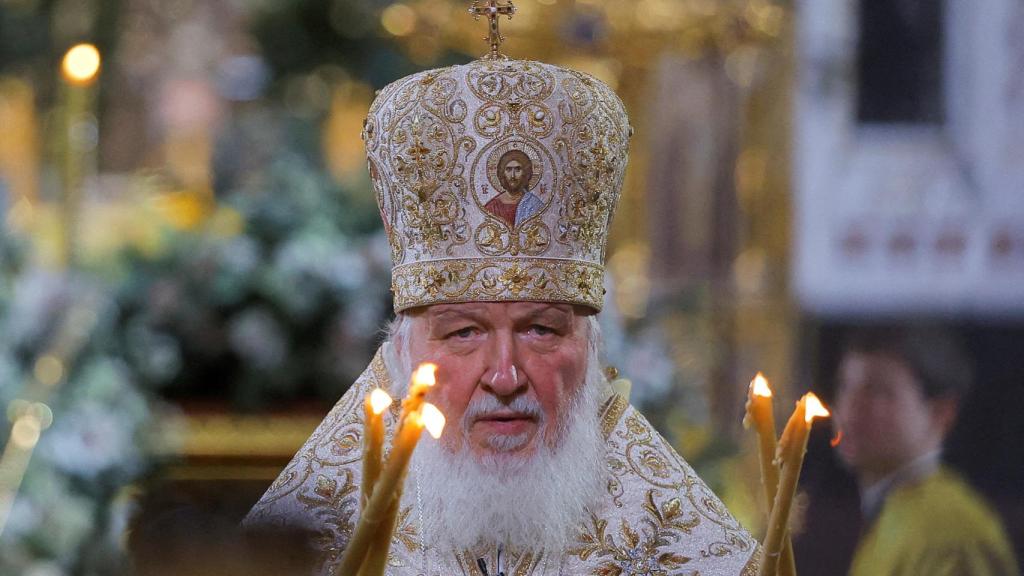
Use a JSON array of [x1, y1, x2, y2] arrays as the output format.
[[0, 0, 1021, 574]]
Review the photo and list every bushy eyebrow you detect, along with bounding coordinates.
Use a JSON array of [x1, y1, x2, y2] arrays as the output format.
[[426, 307, 488, 326], [423, 304, 575, 332], [514, 304, 574, 325]]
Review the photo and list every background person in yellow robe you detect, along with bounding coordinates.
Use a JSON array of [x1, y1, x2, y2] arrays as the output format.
[[833, 326, 1018, 576]]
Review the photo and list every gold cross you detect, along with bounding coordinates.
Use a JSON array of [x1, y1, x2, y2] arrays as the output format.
[[468, 0, 516, 60], [409, 116, 435, 201]]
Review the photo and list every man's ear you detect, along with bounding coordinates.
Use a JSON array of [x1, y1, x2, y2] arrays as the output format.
[[930, 395, 960, 438], [392, 334, 404, 359]]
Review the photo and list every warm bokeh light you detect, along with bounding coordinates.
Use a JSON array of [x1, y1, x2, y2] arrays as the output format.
[[33, 355, 64, 387], [750, 372, 772, 398], [10, 417, 41, 449], [420, 403, 446, 439], [369, 388, 393, 415], [607, 242, 650, 318], [61, 43, 101, 85], [412, 363, 437, 387], [804, 393, 830, 423], [381, 3, 417, 37], [636, 0, 679, 31]]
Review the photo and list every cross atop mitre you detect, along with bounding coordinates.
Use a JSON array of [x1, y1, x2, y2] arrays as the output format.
[[468, 0, 517, 60]]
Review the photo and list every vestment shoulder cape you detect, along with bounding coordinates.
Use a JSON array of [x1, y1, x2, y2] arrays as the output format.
[[850, 467, 1018, 576], [245, 348, 761, 575]]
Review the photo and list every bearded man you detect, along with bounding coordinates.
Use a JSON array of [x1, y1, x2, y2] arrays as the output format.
[[245, 33, 760, 576]]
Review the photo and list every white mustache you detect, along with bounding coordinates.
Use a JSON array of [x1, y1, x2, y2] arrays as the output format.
[[461, 394, 545, 431]]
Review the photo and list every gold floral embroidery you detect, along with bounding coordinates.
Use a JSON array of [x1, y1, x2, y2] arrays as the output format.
[[500, 264, 531, 294], [597, 405, 757, 570], [296, 468, 359, 573], [638, 449, 673, 480], [570, 490, 701, 576], [519, 221, 550, 252], [456, 548, 542, 576], [391, 257, 604, 311], [392, 506, 419, 553], [472, 218, 552, 257]]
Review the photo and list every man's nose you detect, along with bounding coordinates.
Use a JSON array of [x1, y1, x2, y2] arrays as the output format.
[[482, 332, 526, 397]]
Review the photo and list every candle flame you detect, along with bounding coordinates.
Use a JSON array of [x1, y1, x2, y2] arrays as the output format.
[[62, 43, 101, 85], [420, 403, 446, 439], [412, 363, 437, 387], [830, 429, 843, 448], [804, 393, 830, 423], [750, 372, 772, 398], [369, 388, 393, 415]]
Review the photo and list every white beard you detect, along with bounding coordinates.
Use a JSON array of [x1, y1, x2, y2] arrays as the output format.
[[382, 334, 608, 554]]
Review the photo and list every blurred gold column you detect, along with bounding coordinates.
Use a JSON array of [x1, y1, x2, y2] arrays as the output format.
[[324, 80, 375, 188], [58, 43, 102, 267], [0, 78, 41, 229], [731, 18, 796, 414]]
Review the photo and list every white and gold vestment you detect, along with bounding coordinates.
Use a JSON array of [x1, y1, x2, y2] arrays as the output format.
[[246, 349, 760, 576]]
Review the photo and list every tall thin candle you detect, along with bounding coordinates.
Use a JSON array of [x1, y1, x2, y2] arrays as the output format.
[[744, 374, 779, 506], [362, 388, 392, 507], [360, 403, 446, 576], [758, 393, 829, 576], [336, 364, 443, 576], [743, 374, 796, 576]]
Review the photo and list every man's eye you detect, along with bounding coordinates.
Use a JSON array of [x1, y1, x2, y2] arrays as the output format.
[[528, 324, 555, 336], [447, 327, 477, 339]]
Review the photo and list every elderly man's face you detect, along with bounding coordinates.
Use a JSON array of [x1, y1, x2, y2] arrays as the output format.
[[406, 301, 590, 462]]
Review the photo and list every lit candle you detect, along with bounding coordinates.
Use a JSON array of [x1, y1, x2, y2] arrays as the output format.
[[362, 388, 393, 507], [744, 373, 779, 505], [743, 374, 796, 576], [359, 402, 446, 576], [336, 364, 444, 576], [403, 363, 436, 415], [758, 393, 830, 576]]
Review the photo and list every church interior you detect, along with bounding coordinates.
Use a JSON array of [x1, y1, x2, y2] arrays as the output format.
[[1, 0, 1022, 574]]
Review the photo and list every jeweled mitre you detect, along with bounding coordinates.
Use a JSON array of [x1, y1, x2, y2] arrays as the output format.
[[362, 58, 631, 312]]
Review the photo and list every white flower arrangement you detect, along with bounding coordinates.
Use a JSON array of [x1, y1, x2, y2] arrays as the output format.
[[0, 268, 155, 575]]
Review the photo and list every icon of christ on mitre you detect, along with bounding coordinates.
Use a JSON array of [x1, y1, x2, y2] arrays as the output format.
[[483, 147, 544, 228], [244, 2, 761, 574]]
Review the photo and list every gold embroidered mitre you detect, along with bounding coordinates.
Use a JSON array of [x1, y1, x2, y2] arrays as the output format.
[[362, 57, 631, 312]]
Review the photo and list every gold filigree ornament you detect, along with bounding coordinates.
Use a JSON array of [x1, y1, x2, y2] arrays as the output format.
[[365, 7, 633, 313], [570, 490, 701, 576]]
